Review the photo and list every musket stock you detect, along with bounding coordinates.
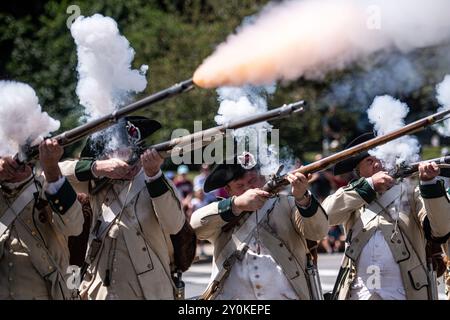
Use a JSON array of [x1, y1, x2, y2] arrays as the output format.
[[391, 155, 450, 179]]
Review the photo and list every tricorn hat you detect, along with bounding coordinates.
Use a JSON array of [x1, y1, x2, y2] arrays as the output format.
[[203, 151, 258, 193], [80, 116, 161, 158], [332, 132, 375, 175]]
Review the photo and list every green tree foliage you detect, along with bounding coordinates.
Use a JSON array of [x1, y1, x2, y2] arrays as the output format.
[[0, 0, 447, 165]]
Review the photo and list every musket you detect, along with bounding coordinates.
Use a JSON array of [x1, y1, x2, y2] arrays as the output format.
[[15, 79, 195, 163], [149, 100, 306, 158], [89, 100, 306, 194], [391, 155, 450, 179], [263, 108, 450, 193]]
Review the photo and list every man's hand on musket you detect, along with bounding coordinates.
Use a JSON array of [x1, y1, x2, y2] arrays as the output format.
[[371, 171, 395, 193], [141, 149, 163, 178], [418, 161, 440, 182], [39, 138, 63, 183], [232, 189, 270, 215], [92, 158, 140, 180], [287, 170, 312, 207], [0, 156, 32, 183]]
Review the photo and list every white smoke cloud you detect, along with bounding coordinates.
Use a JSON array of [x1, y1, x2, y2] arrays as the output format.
[[215, 84, 294, 175], [435, 75, 450, 136], [194, 0, 450, 88], [71, 14, 148, 157], [367, 95, 420, 170], [0, 81, 60, 157], [71, 14, 148, 120]]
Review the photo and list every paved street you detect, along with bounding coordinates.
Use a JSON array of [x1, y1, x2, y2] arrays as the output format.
[[184, 246, 448, 300]]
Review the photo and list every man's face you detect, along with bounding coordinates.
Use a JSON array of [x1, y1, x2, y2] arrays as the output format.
[[356, 156, 383, 178], [225, 170, 266, 196]]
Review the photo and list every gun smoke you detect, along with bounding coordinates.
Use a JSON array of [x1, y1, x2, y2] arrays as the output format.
[[367, 95, 420, 171], [0, 81, 60, 157], [435, 75, 450, 137], [71, 14, 148, 156], [194, 0, 450, 89], [215, 85, 294, 175]]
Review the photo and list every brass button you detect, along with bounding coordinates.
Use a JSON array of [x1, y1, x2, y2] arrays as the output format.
[[59, 206, 64, 211], [48, 266, 53, 271], [54, 199, 59, 204], [31, 231, 37, 236], [8, 262, 13, 267]]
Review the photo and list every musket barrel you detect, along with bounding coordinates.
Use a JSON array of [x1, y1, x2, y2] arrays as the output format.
[[148, 100, 305, 157], [263, 108, 450, 193], [17, 79, 195, 163]]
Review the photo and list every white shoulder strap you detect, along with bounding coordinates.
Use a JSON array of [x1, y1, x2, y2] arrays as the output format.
[[0, 182, 36, 238], [212, 197, 277, 278], [361, 183, 401, 226], [96, 172, 147, 238]]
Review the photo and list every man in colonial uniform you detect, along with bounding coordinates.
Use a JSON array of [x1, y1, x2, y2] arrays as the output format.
[[0, 139, 83, 299], [60, 116, 196, 300], [190, 152, 329, 300], [323, 133, 450, 300]]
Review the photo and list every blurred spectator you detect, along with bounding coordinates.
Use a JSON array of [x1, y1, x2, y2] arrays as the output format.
[[165, 170, 175, 181], [191, 186, 209, 211], [174, 165, 193, 198], [322, 105, 343, 155], [319, 225, 346, 254], [309, 154, 334, 202], [193, 164, 216, 204]]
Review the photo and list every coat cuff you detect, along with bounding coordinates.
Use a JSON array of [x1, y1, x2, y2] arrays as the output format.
[[45, 179, 77, 215], [218, 198, 236, 222], [75, 158, 95, 181], [422, 216, 450, 243], [146, 175, 170, 198], [420, 180, 447, 199], [348, 177, 377, 204], [296, 194, 320, 218]]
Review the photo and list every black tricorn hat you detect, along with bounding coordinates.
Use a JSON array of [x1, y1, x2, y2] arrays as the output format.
[[80, 116, 161, 158], [203, 151, 258, 193], [332, 132, 375, 175]]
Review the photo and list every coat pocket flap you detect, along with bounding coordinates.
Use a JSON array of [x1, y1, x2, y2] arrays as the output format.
[[408, 264, 428, 290]]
